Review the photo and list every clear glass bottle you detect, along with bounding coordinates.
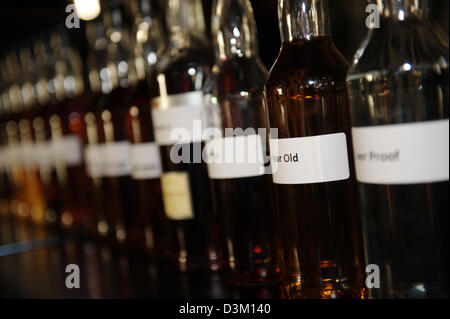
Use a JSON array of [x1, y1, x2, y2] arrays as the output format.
[[152, 0, 220, 272], [347, 0, 449, 299], [207, 0, 282, 285], [264, 0, 367, 298]]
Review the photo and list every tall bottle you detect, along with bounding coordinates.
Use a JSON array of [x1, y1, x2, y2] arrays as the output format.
[[3, 53, 32, 225], [48, 30, 90, 232], [84, 18, 111, 239], [0, 68, 11, 222], [124, 0, 173, 257], [95, 0, 139, 248], [152, 0, 220, 271], [347, 0, 449, 298], [32, 38, 64, 230], [18, 46, 52, 228], [264, 0, 366, 298], [207, 0, 281, 285]]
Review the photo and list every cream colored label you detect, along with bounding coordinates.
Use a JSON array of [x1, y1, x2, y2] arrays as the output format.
[[160, 171, 194, 220]]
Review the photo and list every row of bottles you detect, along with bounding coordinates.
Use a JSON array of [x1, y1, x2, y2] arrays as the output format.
[[0, 0, 448, 299]]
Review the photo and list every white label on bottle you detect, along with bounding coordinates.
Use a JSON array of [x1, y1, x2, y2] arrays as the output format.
[[270, 133, 350, 184], [352, 119, 449, 184], [101, 141, 132, 177], [51, 135, 82, 167], [35, 142, 54, 170], [84, 144, 103, 178], [20, 142, 35, 168], [129, 142, 162, 180], [205, 135, 265, 179], [151, 91, 208, 146], [3, 144, 21, 169]]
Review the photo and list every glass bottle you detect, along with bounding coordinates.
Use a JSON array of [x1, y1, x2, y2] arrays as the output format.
[[3, 52, 33, 225], [0, 71, 11, 224], [18, 46, 53, 229], [32, 38, 64, 230], [46, 31, 91, 233], [95, 0, 139, 248], [207, 0, 282, 285], [84, 18, 111, 240], [124, 0, 173, 257], [152, 0, 220, 271], [264, 0, 366, 298], [347, 0, 449, 299]]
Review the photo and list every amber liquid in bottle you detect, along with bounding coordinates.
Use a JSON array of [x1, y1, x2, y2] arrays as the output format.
[[265, 36, 366, 298], [153, 0, 220, 272]]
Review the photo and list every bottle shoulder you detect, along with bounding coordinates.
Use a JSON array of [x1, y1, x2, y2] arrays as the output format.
[[156, 46, 212, 75], [266, 38, 349, 89], [216, 57, 268, 94], [348, 17, 449, 77]]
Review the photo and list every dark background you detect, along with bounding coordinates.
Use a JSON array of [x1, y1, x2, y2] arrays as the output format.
[[0, 0, 448, 70]]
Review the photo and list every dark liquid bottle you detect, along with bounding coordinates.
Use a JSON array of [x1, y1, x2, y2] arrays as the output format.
[[124, 0, 172, 258], [95, 1, 139, 249], [347, 0, 449, 298], [152, 0, 219, 272], [208, 0, 281, 285], [264, 0, 366, 298], [3, 53, 36, 226]]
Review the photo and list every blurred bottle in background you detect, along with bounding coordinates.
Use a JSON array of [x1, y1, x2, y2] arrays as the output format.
[[84, 18, 112, 240], [32, 38, 65, 230], [95, 0, 139, 249], [152, 0, 220, 272], [2, 53, 32, 230], [347, 0, 449, 298], [47, 30, 90, 233], [17, 46, 47, 228], [124, 0, 173, 258], [207, 0, 282, 286]]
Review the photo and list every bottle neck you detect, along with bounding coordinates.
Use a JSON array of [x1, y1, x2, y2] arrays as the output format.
[[378, 0, 428, 20], [133, 0, 165, 76], [166, 0, 206, 51], [103, 6, 137, 91], [278, 0, 331, 42], [213, 0, 259, 61]]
